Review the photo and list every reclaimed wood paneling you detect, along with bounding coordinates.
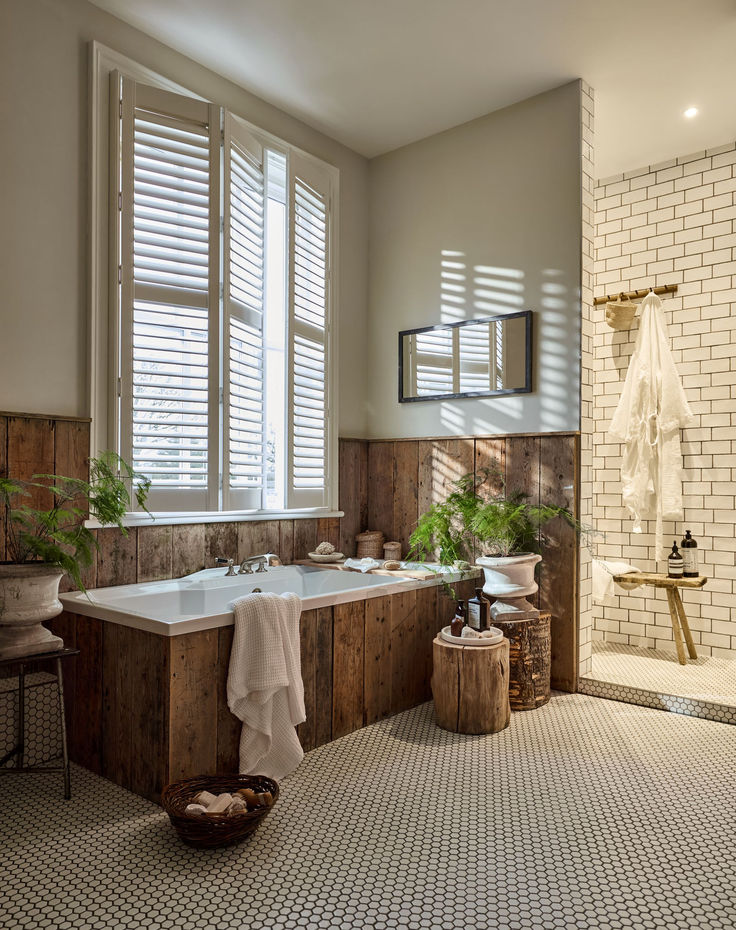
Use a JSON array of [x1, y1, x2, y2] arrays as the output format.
[[540, 434, 578, 691], [102, 621, 131, 790], [129, 627, 169, 800], [390, 589, 420, 714], [215, 626, 240, 773], [0, 416, 6, 561], [204, 522, 239, 567], [7, 416, 55, 512], [332, 600, 364, 739], [137, 524, 173, 582], [96, 527, 138, 587], [338, 439, 368, 557], [367, 441, 395, 539], [278, 520, 295, 565], [297, 608, 318, 751], [172, 524, 206, 577], [71, 614, 103, 774], [506, 436, 541, 606], [415, 584, 439, 702], [316, 516, 341, 551], [314, 607, 333, 748], [393, 441, 419, 559], [293, 519, 318, 561], [168, 629, 218, 785], [364, 595, 392, 725]]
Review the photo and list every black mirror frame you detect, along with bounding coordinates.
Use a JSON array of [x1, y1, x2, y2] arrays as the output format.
[[398, 310, 533, 404]]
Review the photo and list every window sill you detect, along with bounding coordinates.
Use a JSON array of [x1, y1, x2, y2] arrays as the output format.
[[85, 509, 344, 529]]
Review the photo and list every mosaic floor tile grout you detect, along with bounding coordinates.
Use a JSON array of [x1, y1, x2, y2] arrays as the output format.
[[2, 694, 736, 929]]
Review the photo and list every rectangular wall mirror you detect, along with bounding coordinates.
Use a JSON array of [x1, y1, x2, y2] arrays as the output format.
[[398, 310, 532, 403]]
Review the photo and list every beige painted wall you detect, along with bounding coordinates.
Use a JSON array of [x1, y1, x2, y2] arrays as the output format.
[[0, 0, 369, 436], [366, 81, 583, 439]]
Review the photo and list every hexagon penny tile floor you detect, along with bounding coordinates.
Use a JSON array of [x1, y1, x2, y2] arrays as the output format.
[[3, 694, 736, 930]]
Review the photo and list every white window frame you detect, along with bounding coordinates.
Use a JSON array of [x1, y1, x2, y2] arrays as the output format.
[[88, 42, 340, 524]]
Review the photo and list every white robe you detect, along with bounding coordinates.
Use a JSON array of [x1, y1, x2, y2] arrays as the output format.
[[608, 292, 695, 561]]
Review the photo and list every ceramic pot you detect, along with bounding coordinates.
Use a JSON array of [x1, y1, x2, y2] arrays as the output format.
[[0, 564, 65, 659], [476, 553, 542, 618]]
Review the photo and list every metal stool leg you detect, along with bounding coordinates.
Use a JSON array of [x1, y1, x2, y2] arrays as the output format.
[[55, 658, 71, 800], [18, 662, 25, 769]]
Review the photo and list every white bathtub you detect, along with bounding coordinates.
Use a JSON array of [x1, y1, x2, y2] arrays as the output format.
[[59, 564, 472, 636]]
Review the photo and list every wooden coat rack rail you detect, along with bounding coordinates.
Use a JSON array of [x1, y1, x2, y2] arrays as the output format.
[[593, 284, 678, 306]]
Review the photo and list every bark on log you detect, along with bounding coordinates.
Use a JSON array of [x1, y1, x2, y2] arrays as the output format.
[[492, 612, 550, 710], [431, 637, 510, 734]]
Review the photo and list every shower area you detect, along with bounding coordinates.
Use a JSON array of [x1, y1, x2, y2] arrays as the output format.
[[579, 131, 736, 723]]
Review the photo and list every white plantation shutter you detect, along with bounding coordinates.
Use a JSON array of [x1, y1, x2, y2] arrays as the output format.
[[117, 76, 220, 510], [222, 117, 266, 510], [413, 328, 456, 395], [287, 155, 332, 509]]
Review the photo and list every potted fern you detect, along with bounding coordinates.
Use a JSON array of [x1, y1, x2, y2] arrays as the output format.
[[0, 452, 150, 659], [407, 469, 580, 610]]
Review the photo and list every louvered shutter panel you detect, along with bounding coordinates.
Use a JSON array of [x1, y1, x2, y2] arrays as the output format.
[[222, 116, 266, 510], [286, 156, 332, 509], [117, 77, 220, 511]]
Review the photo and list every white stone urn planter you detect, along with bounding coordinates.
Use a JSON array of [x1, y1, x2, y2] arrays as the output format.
[[0, 564, 65, 659], [476, 553, 542, 620]]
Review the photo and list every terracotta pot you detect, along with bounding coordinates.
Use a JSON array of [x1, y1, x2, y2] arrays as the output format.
[[0, 564, 65, 659], [476, 553, 541, 597]]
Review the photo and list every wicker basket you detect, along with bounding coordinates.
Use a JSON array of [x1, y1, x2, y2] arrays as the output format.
[[383, 540, 402, 561], [161, 774, 279, 849], [355, 530, 385, 559]]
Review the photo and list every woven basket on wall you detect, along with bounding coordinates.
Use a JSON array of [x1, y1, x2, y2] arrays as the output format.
[[161, 774, 279, 849], [355, 530, 385, 559]]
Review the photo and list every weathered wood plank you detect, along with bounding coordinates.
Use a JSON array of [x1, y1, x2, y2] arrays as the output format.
[[314, 607, 333, 747], [136, 524, 173, 582], [339, 439, 368, 557], [364, 595, 392, 725], [71, 614, 103, 774], [96, 527, 138, 587], [293, 519, 318, 561], [367, 441, 395, 540], [128, 627, 169, 800], [473, 437, 506, 561], [416, 584, 438, 702], [316, 516, 341, 551], [506, 435, 541, 606], [101, 621, 131, 791], [239, 520, 281, 559], [392, 441, 419, 560], [54, 419, 89, 483], [390, 589, 418, 714], [279, 520, 295, 565], [297, 608, 318, 751], [415, 439, 474, 559], [0, 416, 6, 561], [204, 522, 238, 567], [168, 629, 218, 783], [6, 418, 55, 560], [539, 433, 577, 691], [215, 626, 240, 773], [332, 600, 364, 739], [172, 524, 206, 577]]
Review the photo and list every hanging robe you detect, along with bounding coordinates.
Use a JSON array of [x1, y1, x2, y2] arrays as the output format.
[[608, 292, 695, 561]]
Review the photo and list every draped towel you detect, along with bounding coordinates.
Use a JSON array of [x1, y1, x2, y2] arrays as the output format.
[[227, 592, 305, 781]]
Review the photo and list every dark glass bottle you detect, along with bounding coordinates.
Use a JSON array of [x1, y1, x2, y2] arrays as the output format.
[[681, 530, 698, 578], [667, 541, 684, 579], [450, 600, 466, 637], [467, 587, 490, 631]]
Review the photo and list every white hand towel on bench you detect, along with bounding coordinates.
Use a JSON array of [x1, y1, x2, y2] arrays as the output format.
[[592, 559, 642, 606], [227, 592, 305, 781]]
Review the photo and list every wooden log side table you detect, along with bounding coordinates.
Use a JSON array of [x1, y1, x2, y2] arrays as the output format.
[[612, 573, 707, 665], [0, 647, 79, 799], [491, 611, 551, 711], [431, 636, 510, 734]]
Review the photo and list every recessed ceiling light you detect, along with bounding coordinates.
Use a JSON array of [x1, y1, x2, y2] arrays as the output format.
[[684, 107, 699, 119]]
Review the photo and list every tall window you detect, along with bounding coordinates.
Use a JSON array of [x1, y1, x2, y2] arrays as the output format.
[[111, 75, 335, 514]]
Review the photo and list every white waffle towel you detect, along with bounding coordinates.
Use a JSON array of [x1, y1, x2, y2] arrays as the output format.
[[227, 592, 305, 780], [592, 559, 642, 606]]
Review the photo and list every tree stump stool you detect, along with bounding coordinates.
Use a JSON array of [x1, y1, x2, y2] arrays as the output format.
[[431, 637, 510, 734], [491, 611, 550, 711]]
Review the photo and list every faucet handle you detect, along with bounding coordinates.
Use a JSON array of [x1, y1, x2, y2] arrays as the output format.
[[215, 557, 236, 576]]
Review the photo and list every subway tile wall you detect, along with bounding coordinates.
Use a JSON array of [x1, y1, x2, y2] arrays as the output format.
[[592, 141, 736, 657]]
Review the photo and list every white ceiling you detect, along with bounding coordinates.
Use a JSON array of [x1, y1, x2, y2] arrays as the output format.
[[89, 0, 736, 178]]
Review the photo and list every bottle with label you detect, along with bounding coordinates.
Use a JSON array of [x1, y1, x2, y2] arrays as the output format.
[[450, 600, 466, 637], [681, 530, 698, 578], [467, 587, 490, 631], [667, 541, 684, 579]]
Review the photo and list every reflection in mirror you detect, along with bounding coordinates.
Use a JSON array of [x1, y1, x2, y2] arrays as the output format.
[[399, 311, 531, 403]]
